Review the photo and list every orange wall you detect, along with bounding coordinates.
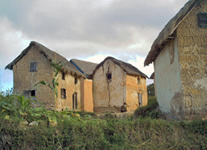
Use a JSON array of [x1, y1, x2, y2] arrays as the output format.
[[81, 79, 94, 112], [126, 75, 148, 112]]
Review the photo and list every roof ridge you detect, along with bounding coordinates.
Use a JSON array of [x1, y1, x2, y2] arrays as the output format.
[[144, 0, 202, 66], [93, 56, 148, 78], [5, 41, 85, 78]]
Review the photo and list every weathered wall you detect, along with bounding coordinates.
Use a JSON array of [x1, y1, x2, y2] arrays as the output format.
[[93, 60, 126, 113], [126, 75, 148, 112], [13, 46, 55, 109], [56, 72, 81, 111], [154, 38, 183, 119], [177, 0, 207, 119], [81, 79, 94, 112]]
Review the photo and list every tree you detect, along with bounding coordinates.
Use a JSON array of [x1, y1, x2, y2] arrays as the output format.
[[147, 83, 155, 96]]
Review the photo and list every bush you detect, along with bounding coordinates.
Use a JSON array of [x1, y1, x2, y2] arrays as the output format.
[[133, 96, 161, 119]]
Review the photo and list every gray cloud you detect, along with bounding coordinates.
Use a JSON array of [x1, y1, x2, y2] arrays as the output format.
[[0, 0, 187, 66]]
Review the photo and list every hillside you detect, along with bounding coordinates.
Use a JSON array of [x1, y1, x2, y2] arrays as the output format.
[[0, 95, 207, 149]]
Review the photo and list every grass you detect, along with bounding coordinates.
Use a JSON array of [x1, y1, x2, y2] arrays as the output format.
[[133, 96, 162, 119], [0, 94, 207, 149]]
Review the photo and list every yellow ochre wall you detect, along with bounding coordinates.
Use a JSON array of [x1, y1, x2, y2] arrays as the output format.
[[126, 75, 148, 112], [177, 0, 207, 119], [56, 72, 81, 111]]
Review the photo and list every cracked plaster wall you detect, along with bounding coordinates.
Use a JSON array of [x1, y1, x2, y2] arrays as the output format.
[[93, 60, 126, 113]]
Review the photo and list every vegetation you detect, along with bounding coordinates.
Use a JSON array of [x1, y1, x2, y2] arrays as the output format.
[[133, 96, 161, 120], [34, 61, 64, 99], [147, 83, 155, 96], [0, 95, 207, 149]]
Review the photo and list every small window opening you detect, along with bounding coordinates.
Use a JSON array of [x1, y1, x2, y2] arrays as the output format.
[[137, 77, 141, 84], [30, 62, 37, 72], [61, 88, 66, 99], [62, 72, 65, 80], [74, 77, 78, 84], [23, 90, 36, 100], [107, 73, 112, 80], [31, 90, 36, 96], [198, 13, 207, 28], [23, 91, 30, 98]]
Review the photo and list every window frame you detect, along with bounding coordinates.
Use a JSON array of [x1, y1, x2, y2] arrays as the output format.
[[61, 88, 66, 99], [62, 72, 65, 80], [74, 77, 78, 84], [30, 62, 37, 72], [137, 77, 141, 85], [197, 13, 207, 28]]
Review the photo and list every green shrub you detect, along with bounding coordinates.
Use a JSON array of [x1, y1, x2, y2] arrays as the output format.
[[133, 96, 161, 119]]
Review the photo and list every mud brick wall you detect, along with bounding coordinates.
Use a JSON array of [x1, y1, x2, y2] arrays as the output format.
[[93, 59, 147, 113], [177, 0, 207, 119], [13, 47, 55, 109]]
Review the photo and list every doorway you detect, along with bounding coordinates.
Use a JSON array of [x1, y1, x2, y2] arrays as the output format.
[[72, 92, 78, 110]]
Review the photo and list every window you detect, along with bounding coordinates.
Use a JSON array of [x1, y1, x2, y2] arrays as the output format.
[[31, 90, 36, 96], [72, 93, 78, 110], [23, 90, 30, 98], [74, 77, 78, 84], [107, 73, 112, 80], [23, 90, 36, 100], [30, 62, 37, 72], [137, 77, 141, 84], [198, 13, 207, 28], [61, 88, 66, 99], [62, 72, 65, 80]]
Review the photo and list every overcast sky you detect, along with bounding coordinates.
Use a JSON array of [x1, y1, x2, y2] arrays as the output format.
[[0, 0, 187, 91]]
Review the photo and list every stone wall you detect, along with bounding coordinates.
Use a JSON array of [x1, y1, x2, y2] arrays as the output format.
[[177, 0, 207, 119], [126, 75, 148, 112], [93, 59, 126, 113], [13, 46, 55, 109]]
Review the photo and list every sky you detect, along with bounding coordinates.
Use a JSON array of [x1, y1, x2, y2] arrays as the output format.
[[0, 0, 187, 91]]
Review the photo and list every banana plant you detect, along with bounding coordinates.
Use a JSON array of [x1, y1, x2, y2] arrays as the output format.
[[34, 61, 64, 100], [15, 95, 32, 117]]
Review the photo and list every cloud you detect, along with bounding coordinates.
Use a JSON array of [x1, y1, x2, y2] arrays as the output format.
[[0, 0, 188, 89], [0, 17, 29, 68], [0, 0, 187, 61]]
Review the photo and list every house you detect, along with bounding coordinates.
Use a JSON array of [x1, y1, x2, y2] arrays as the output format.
[[144, 0, 207, 120], [5, 41, 86, 111], [70, 59, 97, 112], [93, 56, 148, 113]]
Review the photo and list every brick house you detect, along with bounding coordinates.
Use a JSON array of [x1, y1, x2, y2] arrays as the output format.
[[144, 0, 207, 120], [93, 57, 148, 113]]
